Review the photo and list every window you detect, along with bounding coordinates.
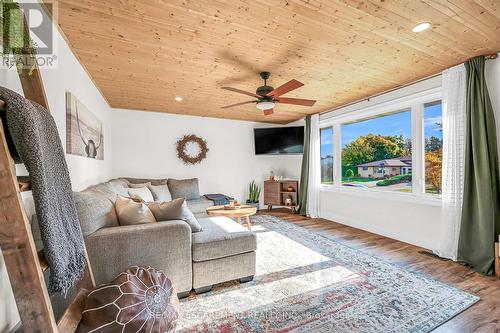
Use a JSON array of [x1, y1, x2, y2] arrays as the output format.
[[341, 110, 412, 192], [424, 101, 443, 194], [320, 127, 333, 184], [319, 88, 443, 202]]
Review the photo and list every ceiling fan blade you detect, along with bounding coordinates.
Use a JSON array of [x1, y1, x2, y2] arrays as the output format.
[[217, 51, 259, 85], [218, 50, 258, 73], [221, 86, 260, 98], [266, 79, 304, 97], [221, 100, 256, 109], [277, 97, 316, 106], [263, 109, 274, 116]]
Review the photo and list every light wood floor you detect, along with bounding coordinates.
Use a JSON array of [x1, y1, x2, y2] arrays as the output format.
[[258, 209, 500, 333]]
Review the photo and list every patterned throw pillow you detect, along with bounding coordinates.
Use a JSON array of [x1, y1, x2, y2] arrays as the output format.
[[81, 266, 179, 332]]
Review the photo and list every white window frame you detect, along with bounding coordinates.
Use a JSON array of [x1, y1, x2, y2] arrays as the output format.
[[319, 87, 442, 206], [319, 127, 335, 185]]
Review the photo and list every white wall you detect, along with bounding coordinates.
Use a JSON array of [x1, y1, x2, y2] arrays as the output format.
[[319, 55, 500, 251], [320, 192, 442, 249], [111, 109, 302, 205], [0, 3, 113, 331], [0, 41, 113, 190]]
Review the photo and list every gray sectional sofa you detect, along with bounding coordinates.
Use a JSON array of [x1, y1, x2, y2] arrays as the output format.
[[74, 177, 257, 297]]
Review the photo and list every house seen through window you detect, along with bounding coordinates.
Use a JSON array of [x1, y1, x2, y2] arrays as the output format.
[[341, 110, 412, 192]]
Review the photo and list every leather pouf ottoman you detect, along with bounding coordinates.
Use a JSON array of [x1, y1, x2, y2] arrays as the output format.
[[80, 266, 179, 332]]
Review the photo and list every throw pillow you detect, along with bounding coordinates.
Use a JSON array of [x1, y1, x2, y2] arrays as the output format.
[[81, 266, 179, 333], [147, 198, 202, 232], [74, 190, 119, 236], [125, 177, 168, 186], [167, 178, 200, 200], [128, 182, 151, 188], [115, 196, 156, 226], [148, 184, 172, 202], [127, 187, 154, 203]]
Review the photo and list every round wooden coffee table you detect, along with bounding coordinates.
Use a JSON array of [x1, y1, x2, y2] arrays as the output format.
[[206, 205, 257, 230]]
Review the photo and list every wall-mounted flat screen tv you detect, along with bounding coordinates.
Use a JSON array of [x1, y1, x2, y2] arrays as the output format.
[[254, 126, 304, 155]]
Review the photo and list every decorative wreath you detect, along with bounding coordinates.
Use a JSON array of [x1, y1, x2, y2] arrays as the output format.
[[176, 134, 209, 165]]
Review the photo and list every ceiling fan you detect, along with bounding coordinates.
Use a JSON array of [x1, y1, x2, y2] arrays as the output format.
[[221, 72, 316, 115]]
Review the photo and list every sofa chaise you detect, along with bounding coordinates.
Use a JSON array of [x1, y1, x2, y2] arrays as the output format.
[[74, 177, 257, 297]]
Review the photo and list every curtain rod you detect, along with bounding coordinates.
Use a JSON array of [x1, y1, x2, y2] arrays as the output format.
[[321, 53, 499, 115], [320, 72, 441, 115]]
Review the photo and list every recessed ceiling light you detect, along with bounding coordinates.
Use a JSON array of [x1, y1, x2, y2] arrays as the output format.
[[175, 96, 183, 102], [412, 22, 431, 33]]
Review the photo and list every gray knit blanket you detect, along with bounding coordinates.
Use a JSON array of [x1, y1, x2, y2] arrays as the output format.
[[0, 87, 85, 294]]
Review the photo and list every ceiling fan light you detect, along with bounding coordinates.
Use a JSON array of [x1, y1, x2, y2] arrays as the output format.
[[256, 101, 275, 110]]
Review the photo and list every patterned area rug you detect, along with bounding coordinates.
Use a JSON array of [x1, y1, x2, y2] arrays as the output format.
[[177, 215, 479, 333]]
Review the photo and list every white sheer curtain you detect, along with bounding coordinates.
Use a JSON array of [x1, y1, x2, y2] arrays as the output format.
[[307, 114, 320, 218], [434, 64, 467, 260]]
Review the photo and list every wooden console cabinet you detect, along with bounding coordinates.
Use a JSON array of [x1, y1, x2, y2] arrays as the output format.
[[264, 180, 299, 212]]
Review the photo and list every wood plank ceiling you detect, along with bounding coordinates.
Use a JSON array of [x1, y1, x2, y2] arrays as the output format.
[[51, 0, 500, 124]]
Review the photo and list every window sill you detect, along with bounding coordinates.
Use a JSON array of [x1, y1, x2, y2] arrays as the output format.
[[320, 184, 442, 207]]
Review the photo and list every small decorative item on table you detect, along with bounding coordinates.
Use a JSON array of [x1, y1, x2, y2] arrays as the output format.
[[224, 200, 241, 210]]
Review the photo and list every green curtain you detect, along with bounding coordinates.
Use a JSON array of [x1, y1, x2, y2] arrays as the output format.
[[297, 115, 311, 216], [457, 56, 500, 275]]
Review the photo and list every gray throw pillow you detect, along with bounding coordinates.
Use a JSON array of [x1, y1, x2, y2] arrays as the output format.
[[74, 190, 119, 236], [125, 178, 168, 186], [167, 178, 200, 200], [148, 184, 172, 202], [147, 198, 202, 232]]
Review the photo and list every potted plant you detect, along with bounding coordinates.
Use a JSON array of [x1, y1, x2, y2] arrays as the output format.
[[246, 180, 261, 209], [1, 0, 38, 74]]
